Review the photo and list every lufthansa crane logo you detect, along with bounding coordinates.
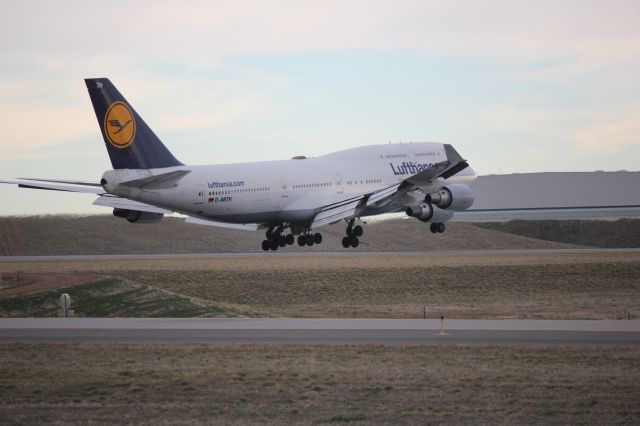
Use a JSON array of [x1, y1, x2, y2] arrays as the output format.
[[104, 101, 136, 148]]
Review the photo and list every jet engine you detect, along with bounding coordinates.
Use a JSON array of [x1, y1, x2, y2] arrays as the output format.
[[113, 208, 164, 224], [425, 184, 474, 211], [405, 203, 454, 223]]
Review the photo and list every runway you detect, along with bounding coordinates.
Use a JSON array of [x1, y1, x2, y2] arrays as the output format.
[[1, 248, 640, 262], [1, 318, 639, 346]]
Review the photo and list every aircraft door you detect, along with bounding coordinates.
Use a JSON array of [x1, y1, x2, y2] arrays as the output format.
[[194, 185, 205, 204], [334, 174, 344, 194], [280, 177, 288, 199]]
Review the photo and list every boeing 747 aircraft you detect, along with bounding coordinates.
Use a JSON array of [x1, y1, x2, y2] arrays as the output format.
[[1, 79, 476, 250]]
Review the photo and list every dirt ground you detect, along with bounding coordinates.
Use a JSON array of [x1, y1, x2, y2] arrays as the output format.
[[0, 273, 98, 297]]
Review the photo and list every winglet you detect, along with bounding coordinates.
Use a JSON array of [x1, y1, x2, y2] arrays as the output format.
[[405, 144, 468, 185]]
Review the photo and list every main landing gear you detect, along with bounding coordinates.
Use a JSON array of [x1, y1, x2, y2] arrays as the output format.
[[261, 226, 322, 251], [297, 232, 322, 247], [430, 222, 445, 233], [342, 219, 363, 248]]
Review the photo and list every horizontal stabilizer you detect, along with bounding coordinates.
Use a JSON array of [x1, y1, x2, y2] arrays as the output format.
[[184, 217, 260, 231], [93, 196, 173, 214], [17, 178, 102, 187], [0, 178, 105, 194], [119, 170, 191, 189]]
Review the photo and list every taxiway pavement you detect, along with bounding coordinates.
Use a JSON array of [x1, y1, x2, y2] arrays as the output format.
[[1, 318, 638, 346], [1, 248, 639, 262]]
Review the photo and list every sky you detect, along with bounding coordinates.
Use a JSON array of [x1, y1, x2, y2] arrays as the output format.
[[1, 0, 639, 215]]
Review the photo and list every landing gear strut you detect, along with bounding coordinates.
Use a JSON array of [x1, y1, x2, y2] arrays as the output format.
[[342, 219, 363, 248]]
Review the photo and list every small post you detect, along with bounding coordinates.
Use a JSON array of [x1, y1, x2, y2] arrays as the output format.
[[59, 294, 71, 318], [423, 305, 426, 319], [439, 315, 445, 335]]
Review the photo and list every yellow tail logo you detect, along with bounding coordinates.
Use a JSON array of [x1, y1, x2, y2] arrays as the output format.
[[104, 101, 136, 148]]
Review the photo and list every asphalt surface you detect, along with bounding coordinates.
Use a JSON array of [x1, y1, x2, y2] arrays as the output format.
[[1, 248, 640, 262], [1, 318, 639, 346]]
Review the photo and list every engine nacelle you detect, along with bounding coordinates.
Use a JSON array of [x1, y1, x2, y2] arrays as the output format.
[[405, 204, 454, 223], [425, 184, 474, 211], [113, 209, 164, 224]]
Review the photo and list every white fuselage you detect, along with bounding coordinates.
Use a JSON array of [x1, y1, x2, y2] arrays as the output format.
[[102, 142, 476, 225]]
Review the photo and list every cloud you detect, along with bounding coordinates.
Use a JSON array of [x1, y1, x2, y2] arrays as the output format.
[[2, 0, 639, 62]]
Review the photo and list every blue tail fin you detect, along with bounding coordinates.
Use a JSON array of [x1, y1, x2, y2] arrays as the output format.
[[85, 78, 183, 169]]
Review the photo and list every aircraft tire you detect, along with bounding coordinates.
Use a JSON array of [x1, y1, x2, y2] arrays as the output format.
[[437, 222, 445, 233], [430, 223, 438, 233], [353, 225, 363, 237], [314, 233, 322, 244], [305, 234, 314, 246], [270, 239, 279, 251], [350, 236, 359, 248], [286, 234, 294, 245], [278, 235, 287, 247], [261, 240, 270, 251], [342, 237, 351, 248], [297, 235, 306, 246]]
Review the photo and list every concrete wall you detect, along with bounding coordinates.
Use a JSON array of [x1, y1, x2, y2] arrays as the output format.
[[454, 171, 640, 221]]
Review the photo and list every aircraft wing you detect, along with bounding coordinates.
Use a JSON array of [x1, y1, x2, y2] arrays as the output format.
[[0, 178, 106, 194], [404, 144, 469, 186], [310, 184, 401, 228], [309, 144, 468, 229]]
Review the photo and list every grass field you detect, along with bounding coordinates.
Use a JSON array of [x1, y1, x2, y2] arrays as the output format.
[[0, 343, 638, 425], [1, 251, 639, 319], [0, 215, 589, 256], [0, 277, 231, 318], [477, 219, 640, 248]]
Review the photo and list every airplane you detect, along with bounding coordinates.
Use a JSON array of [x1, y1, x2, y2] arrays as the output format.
[[0, 78, 477, 251]]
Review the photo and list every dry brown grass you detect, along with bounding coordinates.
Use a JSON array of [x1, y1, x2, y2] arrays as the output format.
[[0, 215, 584, 256], [0, 343, 638, 425], [1, 252, 639, 319]]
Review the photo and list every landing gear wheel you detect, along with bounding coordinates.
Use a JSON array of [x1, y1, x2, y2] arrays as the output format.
[[270, 239, 279, 251], [286, 234, 294, 245], [313, 233, 322, 244], [437, 222, 445, 233], [261, 240, 270, 251], [297, 235, 306, 246], [278, 235, 287, 247], [353, 225, 363, 237], [350, 236, 359, 248], [430, 223, 438, 234], [305, 234, 314, 246], [266, 229, 273, 239], [342, 237, 351, 248]]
